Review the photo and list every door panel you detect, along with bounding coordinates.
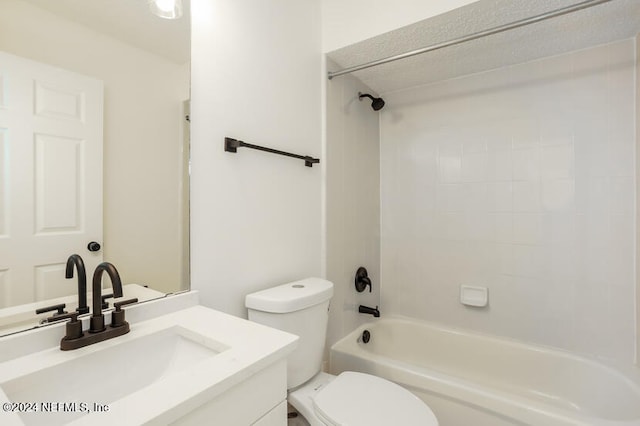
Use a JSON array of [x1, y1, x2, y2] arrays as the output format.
[[35, 133, 82, 232], [34, 263, 69, 300]]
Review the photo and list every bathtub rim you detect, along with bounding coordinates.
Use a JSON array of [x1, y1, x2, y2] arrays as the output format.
[[333, 315, 640, 384]]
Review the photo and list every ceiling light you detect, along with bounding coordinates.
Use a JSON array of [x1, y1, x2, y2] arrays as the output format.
[[149, 0, 183, 20]]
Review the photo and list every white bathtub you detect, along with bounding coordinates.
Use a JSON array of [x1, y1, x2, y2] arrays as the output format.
[[330, 317, 640, 426]]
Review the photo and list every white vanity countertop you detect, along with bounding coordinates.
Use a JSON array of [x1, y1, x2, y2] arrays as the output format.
[[0, 297, 298, 425]]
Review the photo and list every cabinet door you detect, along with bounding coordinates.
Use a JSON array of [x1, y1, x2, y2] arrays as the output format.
[[171, 360, 288, 425], [251, 401, 287, 426]]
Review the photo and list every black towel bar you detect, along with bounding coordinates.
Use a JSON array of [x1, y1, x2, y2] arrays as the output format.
[[224, 137, 320, 167]]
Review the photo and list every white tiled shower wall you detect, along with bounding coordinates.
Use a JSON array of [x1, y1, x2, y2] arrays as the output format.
[[325, 58, 381, 352], [380, 39, 636, 363]]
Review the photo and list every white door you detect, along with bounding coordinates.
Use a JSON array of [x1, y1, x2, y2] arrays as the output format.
[[0, 51, 104, 308]]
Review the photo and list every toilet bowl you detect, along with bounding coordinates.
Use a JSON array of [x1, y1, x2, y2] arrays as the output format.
[[290, 371, 437, 426], [245, 278, 438, 426]]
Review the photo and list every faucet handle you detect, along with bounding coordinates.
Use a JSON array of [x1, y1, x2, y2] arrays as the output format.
[[101, 293, 113, 309], [59, 312, 85, 349], [35, 303, 67, 316], [111, 298, 138, 328], [62, 312, 84, 340], [36, 303, 69, 323], [355, 267, 372, 293], [114, 298, 138, 310]]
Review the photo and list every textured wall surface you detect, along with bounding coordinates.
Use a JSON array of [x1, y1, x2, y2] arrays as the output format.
[[327, 0, 640, 94]]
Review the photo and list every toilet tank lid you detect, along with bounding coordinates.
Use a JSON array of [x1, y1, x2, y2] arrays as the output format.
[[245, 278, 334, 313]]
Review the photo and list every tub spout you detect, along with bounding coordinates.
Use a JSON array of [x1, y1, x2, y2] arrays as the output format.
[[359, 305, 380, 317]]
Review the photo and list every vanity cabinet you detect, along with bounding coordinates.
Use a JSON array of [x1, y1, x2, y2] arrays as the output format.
[[172, 360, 288, 426], [0, 295, 297, 426]]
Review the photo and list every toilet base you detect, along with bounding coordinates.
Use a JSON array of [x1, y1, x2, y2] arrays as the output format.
[[288, 372, 335, 426], [287, 405, 310, 426]]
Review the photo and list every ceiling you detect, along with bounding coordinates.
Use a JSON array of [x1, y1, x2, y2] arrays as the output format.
[[326, 0, 640, 95], [21, 0, 190, 64], [18, 0, 638, 92]]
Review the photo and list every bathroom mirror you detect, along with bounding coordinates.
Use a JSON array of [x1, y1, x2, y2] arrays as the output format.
[[0, 0, 190, 335]]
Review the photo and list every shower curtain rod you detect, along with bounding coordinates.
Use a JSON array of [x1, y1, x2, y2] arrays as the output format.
[[327, 0, 615, 80]]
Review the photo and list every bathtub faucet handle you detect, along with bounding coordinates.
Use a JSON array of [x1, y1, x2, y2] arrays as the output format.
[[355, 267, 372, 293]]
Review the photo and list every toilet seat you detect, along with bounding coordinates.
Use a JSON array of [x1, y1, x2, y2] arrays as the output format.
[[312, 372, 438, 426]]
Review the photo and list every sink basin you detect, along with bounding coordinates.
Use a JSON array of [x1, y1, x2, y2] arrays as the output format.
[[1, 326, 228, 425]]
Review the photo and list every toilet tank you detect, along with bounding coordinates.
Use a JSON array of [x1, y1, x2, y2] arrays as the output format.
[[245, 278, 333, 389]]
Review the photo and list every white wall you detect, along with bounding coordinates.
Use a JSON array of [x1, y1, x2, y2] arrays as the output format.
[[636, 34, 640, 365], [325, 59, 380, 351], [0, 0, 189, 294], [321, 0, 478, 52], [380, 39, 637, 363], [190, 0, 322, 317]]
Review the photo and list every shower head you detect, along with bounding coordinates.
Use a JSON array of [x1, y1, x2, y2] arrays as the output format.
[[358, 92, 385, 111]]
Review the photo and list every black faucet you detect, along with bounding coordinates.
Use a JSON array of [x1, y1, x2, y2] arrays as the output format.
[[358, 305, 380, 317], [61, 262, 137, 351], [65, 254, 89, 315], [89, 262, 124, 333]]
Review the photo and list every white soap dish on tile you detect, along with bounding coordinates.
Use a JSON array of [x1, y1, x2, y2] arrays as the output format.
[[460, 285, 488, 307]]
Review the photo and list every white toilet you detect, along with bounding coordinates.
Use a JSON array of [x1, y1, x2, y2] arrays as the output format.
[[245, 277, 438, 426]]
